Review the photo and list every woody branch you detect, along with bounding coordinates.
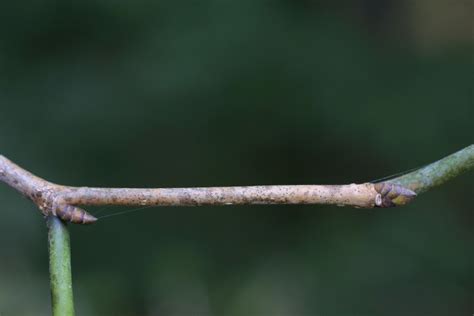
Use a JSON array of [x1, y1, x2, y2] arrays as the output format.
[[0, 145, 472, 225]]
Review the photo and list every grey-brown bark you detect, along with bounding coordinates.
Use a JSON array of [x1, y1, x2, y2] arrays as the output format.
[[1, 145, 472, 225]]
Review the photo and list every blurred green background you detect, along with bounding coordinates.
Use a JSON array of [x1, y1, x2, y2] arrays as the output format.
[[0, 1, 472, 315]]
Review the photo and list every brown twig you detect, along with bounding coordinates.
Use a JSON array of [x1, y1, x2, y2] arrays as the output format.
[[0, 156, 414, 224], [1, 145, 472, 225]]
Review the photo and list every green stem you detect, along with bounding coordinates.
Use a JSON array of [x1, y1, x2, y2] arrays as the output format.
[[388, 144, 474, 194], [47, 216, 76, 316]]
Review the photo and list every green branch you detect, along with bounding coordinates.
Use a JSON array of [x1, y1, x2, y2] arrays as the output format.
[[47, 216, 75, 316], [388, 144, 474, 194]]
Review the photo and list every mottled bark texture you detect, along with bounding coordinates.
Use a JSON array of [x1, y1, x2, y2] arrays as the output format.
[[0, 145, 472, 225]]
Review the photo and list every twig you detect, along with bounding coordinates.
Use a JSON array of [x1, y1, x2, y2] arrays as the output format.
[[387, 145, 474, 193], [0, 145, 472, 224], [47, 216, 75, 316]]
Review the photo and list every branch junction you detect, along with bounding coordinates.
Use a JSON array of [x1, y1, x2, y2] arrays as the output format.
[[0, 145, 472, 225]]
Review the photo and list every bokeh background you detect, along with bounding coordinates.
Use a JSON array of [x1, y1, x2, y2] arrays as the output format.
[[0, 1, 472, 315]]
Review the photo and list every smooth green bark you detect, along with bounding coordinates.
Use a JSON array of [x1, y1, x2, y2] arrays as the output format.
[[47, 216, 75, 316], [389, 144, 474, 194]]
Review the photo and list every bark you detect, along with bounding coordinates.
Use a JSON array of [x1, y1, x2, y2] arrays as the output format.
[[0, 145, 472, 225]]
